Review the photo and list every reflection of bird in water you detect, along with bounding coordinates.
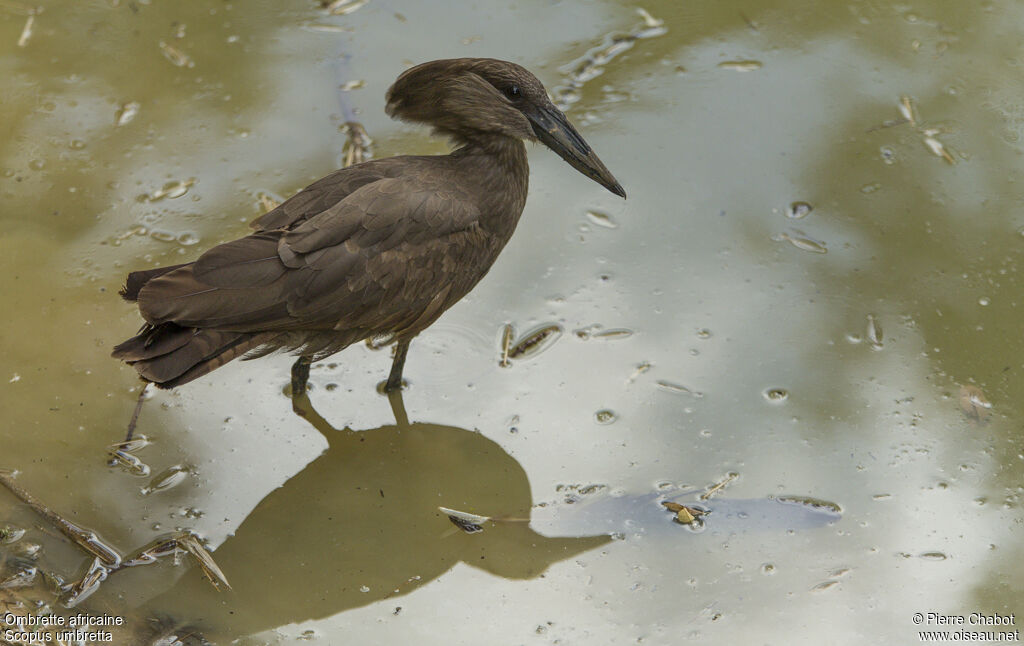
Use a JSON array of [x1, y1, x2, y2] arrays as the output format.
[[140, 391, 612, 641], [130, 390, 838, 642], [112, 58, 625, 396]]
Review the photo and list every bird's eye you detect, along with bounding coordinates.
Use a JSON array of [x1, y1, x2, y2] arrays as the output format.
[[504, 85, 522, 100]]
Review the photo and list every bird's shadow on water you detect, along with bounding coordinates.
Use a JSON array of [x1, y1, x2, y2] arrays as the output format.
[[142, 389, 612, 640]]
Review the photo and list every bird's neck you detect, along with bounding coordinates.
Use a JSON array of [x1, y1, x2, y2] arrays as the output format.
[[452, 136, 529, 237]]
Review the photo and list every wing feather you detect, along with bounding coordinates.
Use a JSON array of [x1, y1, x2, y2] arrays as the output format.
[[133, 169, 487, 341]]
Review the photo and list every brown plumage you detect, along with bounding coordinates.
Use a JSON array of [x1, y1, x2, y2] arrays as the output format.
[[112, 58, 624, 393]]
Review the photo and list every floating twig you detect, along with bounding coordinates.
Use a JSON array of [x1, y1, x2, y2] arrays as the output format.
[[700, 472, 739, 501]]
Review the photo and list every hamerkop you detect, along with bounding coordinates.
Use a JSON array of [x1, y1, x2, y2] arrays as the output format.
[[112, 58, 625, 397]]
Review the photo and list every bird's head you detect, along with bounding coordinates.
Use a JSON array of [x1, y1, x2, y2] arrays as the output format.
[[386, 58, 625, 198]]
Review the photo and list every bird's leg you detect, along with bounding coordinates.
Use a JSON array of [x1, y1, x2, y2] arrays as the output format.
[[386, 388, 410, 427], [291, 355, 314, 398], [385, 339, 411, 392], [121, 382, 149, 445], [290, 355, 315, 417]]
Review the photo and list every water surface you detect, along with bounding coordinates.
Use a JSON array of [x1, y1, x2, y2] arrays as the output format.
[[1, 0, 1022, 644]]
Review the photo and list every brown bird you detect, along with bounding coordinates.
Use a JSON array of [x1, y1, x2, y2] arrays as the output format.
[[112, 58, 624, 399]]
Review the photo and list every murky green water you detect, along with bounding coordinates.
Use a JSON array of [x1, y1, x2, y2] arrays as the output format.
[[2, 0, 1023, 643]]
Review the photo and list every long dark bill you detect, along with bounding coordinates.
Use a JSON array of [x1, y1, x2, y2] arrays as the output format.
[[528, 104, 626, 198]]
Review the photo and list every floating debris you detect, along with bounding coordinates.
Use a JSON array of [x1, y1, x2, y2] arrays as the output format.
[[574, 324, 599, 340], [158, 41, 194, 68], [0, 525, 26, 544], [656, 380, 701, 397], [774, 230, 827, 254], [866, 313, 883, 349], [574, 324, 632, 340], [811, 565, 850, 592], [898, 95, 917, 125], [498, 323, 514, 367], [774, 495, 843, 514], [874, 96, 956, 163], [181, 533, 230, 590], [739, 11, 759, 31], [718, 60, 762, 72], [0, 560, 37, 590], [958, 384, 992, 423], [324, 0, 368, 15], [551, 8, 666, 111], [62, 557, 108, 606], [141, 465, 190, 496], [12, 541, 40, 560], [0, 476, 230, 612], [508, 324, 563, 360], [115, 101, 141, 126], [593, 328, 633, 340], [0, 470, 121, 567], [341, 121, 373, 167], [594, 409, 617, 424], [661, 501, 707, 525], [674, 507, 694, 523], [585, 209, 618, 229], [700, 472, 739, 501], [627, 360, 651, 383], [107, 448, 150, 477], [787, 201, 813, 219], [16, 12, 34, 48], [439, 506, 489, 533], [301, 22, 353, 33], [923, 132, 955, 164], [339, 79, 365, 91]]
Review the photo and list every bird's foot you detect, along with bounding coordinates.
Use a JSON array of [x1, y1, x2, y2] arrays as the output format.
[[377, 378, 408, 395]]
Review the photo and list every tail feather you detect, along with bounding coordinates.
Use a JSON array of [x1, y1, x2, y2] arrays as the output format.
[[114, 323, 275, 388], [111, 323, 195, 361], [152, 332, 276, 389], [120, 263, 190, 301]]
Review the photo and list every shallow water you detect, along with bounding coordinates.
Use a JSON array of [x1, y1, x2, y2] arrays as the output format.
[[1, 0, 1022, 644]]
